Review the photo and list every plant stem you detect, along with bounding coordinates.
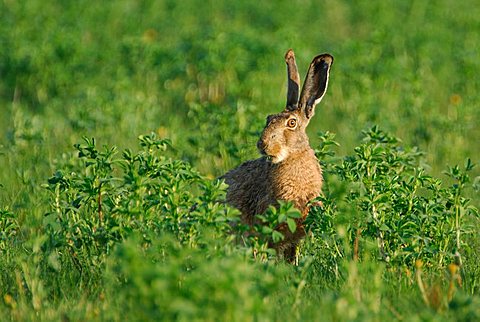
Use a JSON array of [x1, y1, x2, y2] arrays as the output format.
[[372, 204, 386, 261], [98, 182, 103, 223]]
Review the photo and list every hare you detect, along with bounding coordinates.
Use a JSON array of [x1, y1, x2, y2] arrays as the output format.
[[222, 49, 334, 261]]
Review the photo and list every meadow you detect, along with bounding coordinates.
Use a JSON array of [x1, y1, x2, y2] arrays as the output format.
[[1, 0, 479, 320]]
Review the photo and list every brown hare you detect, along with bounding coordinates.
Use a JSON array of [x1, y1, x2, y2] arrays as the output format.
[[222, 49, 334, 262]]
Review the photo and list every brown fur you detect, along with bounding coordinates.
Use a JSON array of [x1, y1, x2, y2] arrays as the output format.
[[222, 49, 333, 261]]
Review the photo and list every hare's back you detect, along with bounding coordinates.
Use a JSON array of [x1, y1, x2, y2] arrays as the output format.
[[222, 157, 271, 222]]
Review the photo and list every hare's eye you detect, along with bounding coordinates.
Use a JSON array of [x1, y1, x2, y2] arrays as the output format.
[[286, 118, 297, 129]]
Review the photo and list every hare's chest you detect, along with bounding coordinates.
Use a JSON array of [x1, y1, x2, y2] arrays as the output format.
[[269, 160, 322, 208]]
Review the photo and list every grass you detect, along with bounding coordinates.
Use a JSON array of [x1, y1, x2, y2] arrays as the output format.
[[1, 0, 479, 320]]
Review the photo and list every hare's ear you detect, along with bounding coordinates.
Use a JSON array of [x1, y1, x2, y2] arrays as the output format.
[[285, 49, 301, 111], [299, 54, 333, 119]]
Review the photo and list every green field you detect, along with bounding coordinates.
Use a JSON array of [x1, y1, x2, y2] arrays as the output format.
[[1, 0, 479, 320]]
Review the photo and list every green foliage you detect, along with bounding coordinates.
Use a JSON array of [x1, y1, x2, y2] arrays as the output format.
[[1, 0, 479, 321], [333, 126, 478, 266], [2, 132, 480, 321], [103, 233, 288, 321], [256, 201, 302, 243], [42, 134, 237, 273], [241, 201, 304, 261], [0, 208, 18, 252]]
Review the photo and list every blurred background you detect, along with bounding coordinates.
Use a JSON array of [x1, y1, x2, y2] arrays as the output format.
[[1, 0, 479, 193]]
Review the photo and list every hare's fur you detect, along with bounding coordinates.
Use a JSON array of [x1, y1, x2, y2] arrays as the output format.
[[222, 49, 333, 261]]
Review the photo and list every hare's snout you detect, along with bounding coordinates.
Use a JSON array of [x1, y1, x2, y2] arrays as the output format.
[[257, 134, 287, 163], [257, 134, 276, 152], [256, 137, 266, 153], [256, 137, 273, 158]]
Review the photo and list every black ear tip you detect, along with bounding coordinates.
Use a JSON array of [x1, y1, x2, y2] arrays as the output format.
[[313, 53, 334, 67]]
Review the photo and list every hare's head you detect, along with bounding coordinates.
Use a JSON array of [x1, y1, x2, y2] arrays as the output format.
[[257, 50, 333, 163]]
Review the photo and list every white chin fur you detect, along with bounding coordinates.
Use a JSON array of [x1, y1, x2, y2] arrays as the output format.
[[271, 149, 288, 163]]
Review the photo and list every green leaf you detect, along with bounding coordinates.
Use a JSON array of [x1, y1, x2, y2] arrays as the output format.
[[287, 208, 302, 219], [262, 226, 273, 234], [286, 218, 297, 233], [272, 231, 284, 243], [379, 224, 390, 232]]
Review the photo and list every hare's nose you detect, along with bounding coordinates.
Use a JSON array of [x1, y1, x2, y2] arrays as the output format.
[[257, 139, 266, 151]]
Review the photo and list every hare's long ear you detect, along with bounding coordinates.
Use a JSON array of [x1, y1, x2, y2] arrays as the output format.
[[285, 49, 301, 111], [299, 54, 333, 119]]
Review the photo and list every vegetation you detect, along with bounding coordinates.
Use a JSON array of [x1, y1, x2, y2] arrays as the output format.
[[1, 0, 479, 320]]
